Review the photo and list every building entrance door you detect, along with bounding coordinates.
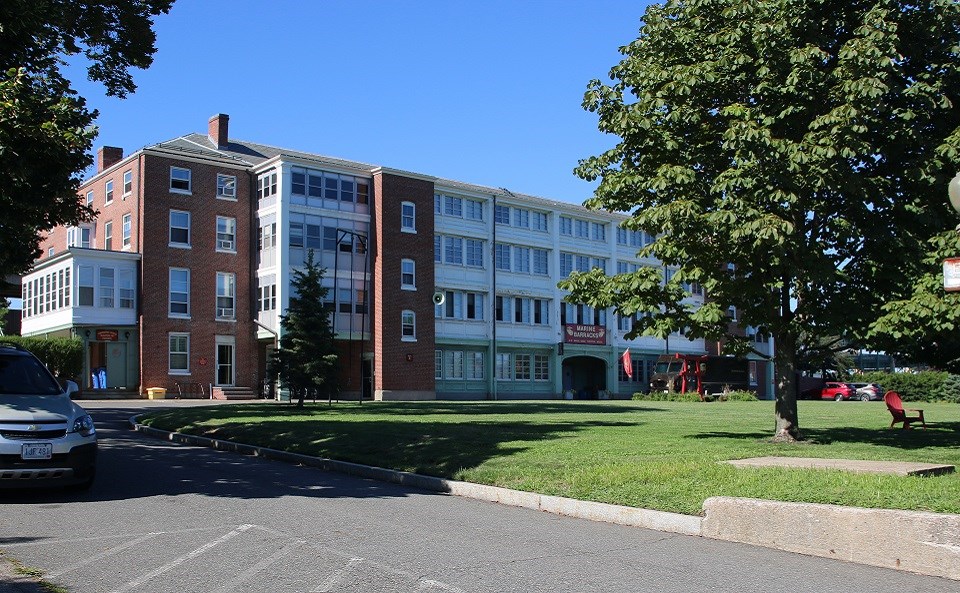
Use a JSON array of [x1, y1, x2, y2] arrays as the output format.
[[105, 342, 127, 388], [216, 343, 235, 386]]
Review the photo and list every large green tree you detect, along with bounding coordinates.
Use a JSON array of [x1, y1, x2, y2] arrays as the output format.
[[561, 0, 960, 441], [0, 0, 173, 276], [269, 251, 340, 407], [867, 230, 960, 372]]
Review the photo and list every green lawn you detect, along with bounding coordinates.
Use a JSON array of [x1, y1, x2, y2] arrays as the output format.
[[139, 400, 960, 516]]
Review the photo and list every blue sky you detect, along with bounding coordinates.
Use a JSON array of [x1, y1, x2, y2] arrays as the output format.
[[67, 0, 650, 204]]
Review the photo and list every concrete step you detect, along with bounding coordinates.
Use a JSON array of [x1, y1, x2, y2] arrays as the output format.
[[211, 386, 257, 400]]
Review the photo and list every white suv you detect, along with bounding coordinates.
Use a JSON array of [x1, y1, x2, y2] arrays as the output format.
[[0, 344, 97, 490]]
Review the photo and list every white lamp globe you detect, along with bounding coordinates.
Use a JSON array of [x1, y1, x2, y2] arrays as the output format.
[[949, 173, 960, 214]]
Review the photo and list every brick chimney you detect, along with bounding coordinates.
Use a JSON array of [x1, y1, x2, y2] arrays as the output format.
[[97, 146, 123, 172], [208, 113, 229, 149]]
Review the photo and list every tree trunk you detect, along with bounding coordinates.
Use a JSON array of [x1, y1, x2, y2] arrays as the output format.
[[772, 331, 802, 442]]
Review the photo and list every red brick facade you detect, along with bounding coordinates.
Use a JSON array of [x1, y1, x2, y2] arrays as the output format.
[[371, 171, 436, 399]]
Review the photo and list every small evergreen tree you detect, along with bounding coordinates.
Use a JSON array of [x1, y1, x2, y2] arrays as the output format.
[[269, 251, 339, 407]]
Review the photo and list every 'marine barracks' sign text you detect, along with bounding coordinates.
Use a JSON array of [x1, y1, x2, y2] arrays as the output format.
[[563, 324, 606, 345]]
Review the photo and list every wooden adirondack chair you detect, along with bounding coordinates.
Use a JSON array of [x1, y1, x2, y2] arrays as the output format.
[[883, 391, 926, 429]]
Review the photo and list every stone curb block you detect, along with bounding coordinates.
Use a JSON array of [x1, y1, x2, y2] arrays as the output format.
[[702, 497, 960, 581]]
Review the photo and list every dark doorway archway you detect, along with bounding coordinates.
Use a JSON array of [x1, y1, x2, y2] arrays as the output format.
[[561, 355, 607, 399]]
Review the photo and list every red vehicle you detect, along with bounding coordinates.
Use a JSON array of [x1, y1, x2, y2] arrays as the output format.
[[820, 381, 856, 401]]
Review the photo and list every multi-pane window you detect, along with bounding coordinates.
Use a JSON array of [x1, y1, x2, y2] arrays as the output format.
[[559, 216, 573, 236], [444, 351, 464, 379], [401, 259, 415, 289], [104, 221, 113, 251], [105, 179, 114, 204], [494, 204, 510, 224], [466, 199, 484, 220], [495, 296, 511, 322], [170, 167, 192, 192], [257, 170, 277, 199], [560, 253, 573, 277], [401, 202, 416, 231], [257, 283, 276, 312], [575, 219, 590, 238], [469, 351, 485, 379], [169, 268, 190, 317], [122, 213, 131, 248], [444, 195, 462, 217], [435, 350, 443, 379], [78, 266, 94, 306], [436, 291, 484, 321], [617, 228, 645, 247], [401, 310, 416, 340], [216, 216, 236, 252], [591, 222, 606, 241], [514, 247, 530, 273], [513, 208, 529, 228], [119, 270, 134, 309], [444, 236, 463, 265], [531, 211, 548, 231], [533, 249, 549, 275], [259, 223, 276, 250], [217, 174, 237, 199], [466, 292, 484, 320], [434, 235, 442, 262], [495, 244, 510, 271], [534, 355, 550, 381], [465, 239, 484, 267], [169, 210, 191, 246], [169, 333, 189, 374], [514, 354, 531, 380], [99, 268, 114, 308], [85, 191, 94, 207], [495, 353, 511, 380], [123, 170, 132, 195], [67, 226, 93, 248], [216, 272, 236, 320], [533, 298, 549, 325]]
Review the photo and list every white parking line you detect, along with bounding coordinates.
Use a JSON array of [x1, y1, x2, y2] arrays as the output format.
[[210, 542, 298, 593], [46, 532, 162, 579], [312, 557, 363, 592], [107, 524, 255, 593]]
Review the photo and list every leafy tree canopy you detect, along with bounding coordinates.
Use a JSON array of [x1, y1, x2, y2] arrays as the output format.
[[868, 230, 960, 372], [269, 251, 340, 407], [0, 0, 173, 276], [561, 0, 960, 440]]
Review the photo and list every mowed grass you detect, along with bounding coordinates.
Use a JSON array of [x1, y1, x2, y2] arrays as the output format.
[[140, 400, 960, 516]]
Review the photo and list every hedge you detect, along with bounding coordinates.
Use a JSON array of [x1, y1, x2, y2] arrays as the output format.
[[0, 336, 84, 381], [854, 370, 951, 402]]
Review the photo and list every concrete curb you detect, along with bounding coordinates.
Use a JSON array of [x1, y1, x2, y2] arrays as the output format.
[[130, 416, 959, 580]]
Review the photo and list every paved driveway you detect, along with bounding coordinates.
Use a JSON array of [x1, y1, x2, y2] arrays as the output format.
[[0, 401, 954, 593]]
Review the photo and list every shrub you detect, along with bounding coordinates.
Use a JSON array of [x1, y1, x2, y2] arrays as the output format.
[[0, 336, 84, 381], [632, 391, 715, 403], [856, 370, 948, 402], [938, 374, 960, 404], [720, 390, 761, 402]]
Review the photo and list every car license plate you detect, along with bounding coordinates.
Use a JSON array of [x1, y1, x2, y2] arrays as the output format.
[[21, 443, 53, 460]]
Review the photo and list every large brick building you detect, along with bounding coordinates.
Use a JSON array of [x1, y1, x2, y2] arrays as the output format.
[[21, 114, 773, 399]]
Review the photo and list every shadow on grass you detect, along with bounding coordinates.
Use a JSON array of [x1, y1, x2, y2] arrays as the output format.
[[0, 404, 651, 506], [691, 421, 960, 450]]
